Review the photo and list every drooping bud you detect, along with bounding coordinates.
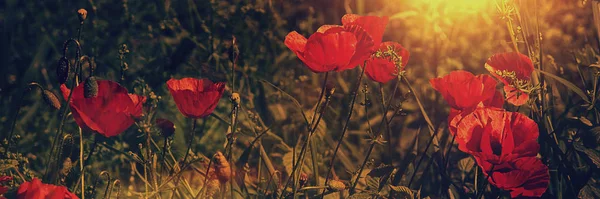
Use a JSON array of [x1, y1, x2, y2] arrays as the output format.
[[230, 93, 241, 106], [156, 118, 175, 137], [42, 90, 62, 110], [213, 151, 232, 183], [77, 9, 88, 22], [328, 180, 346, 192], [57, 57, 70, 84], [84, 76, 98, 98]]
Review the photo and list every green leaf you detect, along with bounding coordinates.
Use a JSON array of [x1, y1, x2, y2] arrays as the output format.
[[573, 142, 600, 168], [579, 179, 600, 198], [536, 69, 591, 103], [368, 165, 395, 178], [458, 157, 475, 172]]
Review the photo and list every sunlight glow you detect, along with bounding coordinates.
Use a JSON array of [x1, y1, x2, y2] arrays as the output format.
[[410, 0, 495, 14]]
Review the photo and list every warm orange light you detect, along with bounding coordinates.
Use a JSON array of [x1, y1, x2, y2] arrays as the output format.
[[410, 0, 495, 14]]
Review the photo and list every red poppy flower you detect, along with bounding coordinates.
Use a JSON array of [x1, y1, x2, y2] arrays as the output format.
[[166, 78, 225, 119], [430, 71, 505, 135], [364, 41, 410, 83], [341, 14, 389, 49], [430, 71, 502, 110], [341, 14, 389, 69], [477, 157, 549, 198], [17, 178, 79, 199], [60, 80, 146, 138], [455, 108, 540, 162], [285, 14, 387, 73], [485, 52, 534, 106], [285, 28, 358, 73], [0, 176, 11, 199]]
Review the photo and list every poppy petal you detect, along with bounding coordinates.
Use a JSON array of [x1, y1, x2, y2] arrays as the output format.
[[342, 14, 389, 47], [303, 31, 357, 72]]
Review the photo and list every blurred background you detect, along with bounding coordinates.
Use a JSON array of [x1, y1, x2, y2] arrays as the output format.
[[0, 0, 597, 198]]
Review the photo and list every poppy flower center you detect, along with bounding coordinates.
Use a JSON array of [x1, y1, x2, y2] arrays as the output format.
[[372, 46, 405, 74]]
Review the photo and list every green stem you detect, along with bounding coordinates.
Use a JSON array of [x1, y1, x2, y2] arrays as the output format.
[[321, 65, 366, 199], [181, 118, 197, 167]]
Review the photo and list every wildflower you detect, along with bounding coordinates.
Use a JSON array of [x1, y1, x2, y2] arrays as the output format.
[[455, 108, 540, 162], [341, 14, 389, 49], [0, 176, 12, 199], [155, 118, 175, 137], [478, 157, 549, 198], [430, 71, 504, 135], [285, 27, 360, 73], [285, 14, 388, 73], [485, 52, 534, 106], [17, 178, 79, 199], [60, 80, 146, 137], [364, 41, 410, 83], [166, 78, 225, 119]]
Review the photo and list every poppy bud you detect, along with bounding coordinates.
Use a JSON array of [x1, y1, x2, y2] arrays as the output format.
[[214, 151, 232, 183], [42, 90, 62, 110], [231, 93, 241, 105], [328, 180, 346, 192], [84, 76, 98, 98], [156, 118, 175, 137], [77, 9, 87, 22], [57, 57, 70, 84]]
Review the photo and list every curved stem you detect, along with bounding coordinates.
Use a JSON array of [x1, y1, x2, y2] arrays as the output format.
[[321, 65, 366, 199], [45, 39, 83, 181], [4, 82, 46, 155]]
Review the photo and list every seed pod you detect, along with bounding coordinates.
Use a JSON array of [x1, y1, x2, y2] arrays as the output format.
[[213, 151, 232, 183], [84, 76, 98, 98], [78, 8, 88, 22], [57, 57, 70, 84], [42, 90, 62, 110], [156, 118, 175, 137], [328, 180, 346, 192]]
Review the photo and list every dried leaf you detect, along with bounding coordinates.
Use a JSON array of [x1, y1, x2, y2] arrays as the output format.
[[389, 185, 414, 199], [347, 193, 376, 199], [579, 179, 600, 198], [368, 165, 395, 177]]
